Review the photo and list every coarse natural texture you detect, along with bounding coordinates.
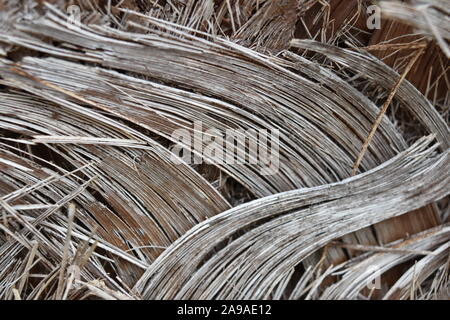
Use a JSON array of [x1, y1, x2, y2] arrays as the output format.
[[0, 0, 448, 300]]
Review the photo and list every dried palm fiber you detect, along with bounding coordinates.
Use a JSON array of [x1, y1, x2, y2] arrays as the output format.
[[0, 91, 231, 287], [289, 40, 446, 284], [295, 1, 448, 291], [283, 1, 446, 283], [321, 224, 450, 299], [0, 0, 449, 299], [365, 0, 449, 288], [134, 137, 449, 299], [0, 2, 437, 272]]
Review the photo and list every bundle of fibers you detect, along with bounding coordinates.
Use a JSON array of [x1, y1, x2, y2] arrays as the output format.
[[0, 0, 449, 300]]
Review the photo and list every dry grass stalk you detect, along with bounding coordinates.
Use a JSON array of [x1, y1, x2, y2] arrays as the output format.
[[351, 45, 425, 175]]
